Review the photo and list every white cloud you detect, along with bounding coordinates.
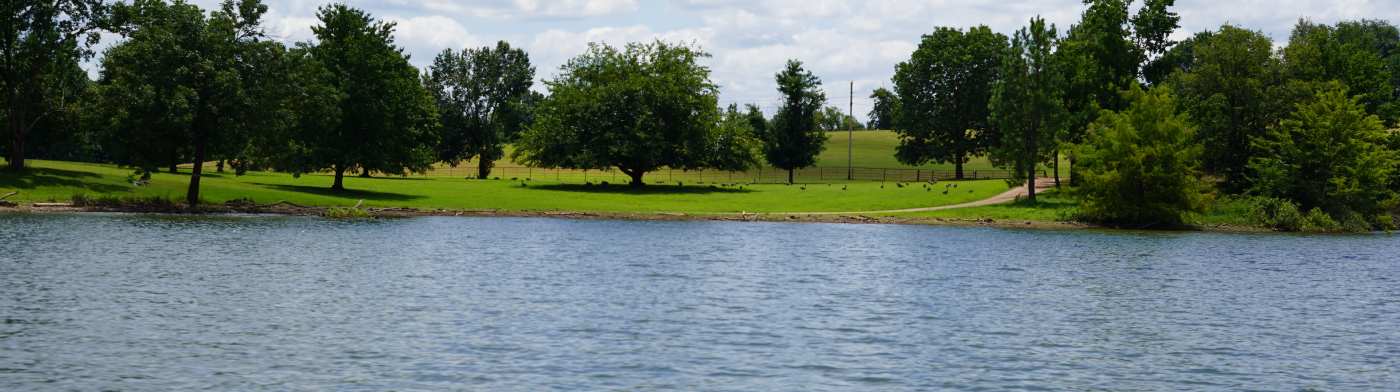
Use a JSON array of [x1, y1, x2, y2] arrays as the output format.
[[412, 0, 639, 20]]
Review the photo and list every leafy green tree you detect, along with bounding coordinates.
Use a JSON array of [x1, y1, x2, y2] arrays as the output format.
[[892, 26, 1007, 179], [990, 16, 1064, 202], [1249, 83, 1397, 225], [512, 41, 758, 186], [764, 59, 828, 184], [744, 103, 768, 139], [866, 87, 897, 130], [1130, 0, 1181, 71], [425, 40, 536, 179], [1168, 25, 1290, 193], [2, 0, 118, 171], [1284, 19, 1395, 125], [815, 106, 863, 133], [1075, 84, 1210, 226], [1144, 30, 1210, 86], [292, 3, 437, 191], [95, 0, 284, 205]]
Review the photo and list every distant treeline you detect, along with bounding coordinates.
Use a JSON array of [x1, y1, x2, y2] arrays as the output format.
[[2, 0, 1398, 230]]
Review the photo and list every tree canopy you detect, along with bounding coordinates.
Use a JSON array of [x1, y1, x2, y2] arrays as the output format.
[[2, 0, 118, 171], [511, 40, 758, 186], [764, 59, 828, 184], [892, 25, 1007, 179], [94, 0, 284, 205], [866, 87, 897, 130], [425, 40, 538, 180], [1248, 83, 1396, 225], [285, 3, 437, 191]]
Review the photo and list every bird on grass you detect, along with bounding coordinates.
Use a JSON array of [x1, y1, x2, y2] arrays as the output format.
[[896, 183, 904, 188], [968, 189, 974, 193], [800, 186, 807, 190], [953, 183, 958, 188], [942, 189, 948, 194], [520, 181, 528, 187]]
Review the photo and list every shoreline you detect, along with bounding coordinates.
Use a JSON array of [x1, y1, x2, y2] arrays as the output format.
[[0, 201, 1273, 233]]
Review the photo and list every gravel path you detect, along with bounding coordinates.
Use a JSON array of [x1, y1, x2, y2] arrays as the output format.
[[761, 177, 1057, 216]]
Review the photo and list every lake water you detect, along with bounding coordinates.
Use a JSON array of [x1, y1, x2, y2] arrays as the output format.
[[2, 213, 1398, 391]]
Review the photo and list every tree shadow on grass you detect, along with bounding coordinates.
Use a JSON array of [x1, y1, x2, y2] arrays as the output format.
[[531, 183, 754, 195], [253, 183, 424, 202], [0, 167, 130, 194]]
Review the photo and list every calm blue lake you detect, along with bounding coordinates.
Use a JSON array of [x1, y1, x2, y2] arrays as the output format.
[[1, 213, 1397, 390]]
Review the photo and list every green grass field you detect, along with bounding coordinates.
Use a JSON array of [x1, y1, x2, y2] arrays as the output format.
[[0, 159, 1015, 213], [436, 130, 1069, 175]]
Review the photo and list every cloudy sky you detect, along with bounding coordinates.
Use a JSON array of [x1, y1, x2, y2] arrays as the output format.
[[107, 0, 1389, 122]]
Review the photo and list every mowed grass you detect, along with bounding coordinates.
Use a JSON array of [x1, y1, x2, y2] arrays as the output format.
[[0, 159, 1014, 213], [440, 130, 1069, 173]]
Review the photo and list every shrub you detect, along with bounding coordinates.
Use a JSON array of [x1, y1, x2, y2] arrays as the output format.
[[326, 207, 372, 219], [1073, 84, 1212, 227]]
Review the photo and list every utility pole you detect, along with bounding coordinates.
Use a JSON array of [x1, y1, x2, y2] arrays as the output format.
[[847, 81, 853, 180]]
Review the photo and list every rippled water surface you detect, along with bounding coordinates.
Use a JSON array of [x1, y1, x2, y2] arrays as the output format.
[[2, 213, 1399, 390]]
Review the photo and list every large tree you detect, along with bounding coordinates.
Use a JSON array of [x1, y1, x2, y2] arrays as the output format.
[[1075, 84, 1210, 227], [1284, 19, 1396, 126], [764, 59, 828, 184], [1249, 83, 1397, 226], [1168, 25, 1291, 193], [512, 41, 759, 186], [425, 40, 537, 180], [989, 16, 1065, 203], [2, 0, 117, 171], [95, 0, 284, 205], [892, 25, 1007, 179], [292, 3, 436, 191], [866, 87, 897, 130]]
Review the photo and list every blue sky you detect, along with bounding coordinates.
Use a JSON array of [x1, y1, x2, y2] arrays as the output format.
[[103, 0, 1393, 122]]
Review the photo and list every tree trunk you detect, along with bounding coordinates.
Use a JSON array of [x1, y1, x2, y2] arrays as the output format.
[[477, 158, 492, 180], [7, 128, 24, 171], [623, 168, 645, 187], [186, 132, 207, 206], [1068, 155, 1078, 187], [787, 169, 794, 184], [169, 162, 178, 174], [1027, 134, 1037, 203], [1053, 149, 1061, 188], [358, 167, 371, 178], [216, 158, 226, 173], [954, 152, 964, 179], [332, 165, 346, 191]]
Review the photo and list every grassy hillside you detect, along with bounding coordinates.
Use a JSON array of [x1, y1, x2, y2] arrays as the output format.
[[0, 159, 1014, 213]]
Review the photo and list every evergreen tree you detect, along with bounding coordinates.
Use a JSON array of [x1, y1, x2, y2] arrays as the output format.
[[764, 59, 828, 184], [989, 16, 1065, 202]]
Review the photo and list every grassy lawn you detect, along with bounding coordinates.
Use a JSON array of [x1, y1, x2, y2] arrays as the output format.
[[434, 130, 1069, 175], [0, 159, 1014, 213]]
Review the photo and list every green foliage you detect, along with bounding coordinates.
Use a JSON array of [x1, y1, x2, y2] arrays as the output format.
[[1074, 84, 1211, 226], [325, 206, 372, 218], [94, 0, 284, 205], [990, 16, 1064, 202], [425, 41, 537, 179], [1248, 83, 1397, 227], [1168, 25, 1291, 193], [744, 103, 768, 139], [1, 0, 116, 171], [288, 3, 438, 191], [866, 87, 897, 130], [765, 59, 828, 183], [512, 41, 758, 186], [815, 106, 864, 133], [892, 26, 1008, 179], [1144, 30, 1210, 86], [1284, 19, 1396, 126], [1130, 0, 1182, 61]]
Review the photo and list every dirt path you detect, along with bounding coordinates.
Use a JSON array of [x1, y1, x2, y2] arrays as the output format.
[[759, 177, 1058, 216]]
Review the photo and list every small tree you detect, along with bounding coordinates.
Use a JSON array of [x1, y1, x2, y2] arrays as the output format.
[[764, 59, 828, 184], [1249, 83, 1397, 225], [892, 25, 1007, 179], [989, 16, 1065, 202], [425, 40, 536, 179], [512, 41, 758, 186], [1074, 84, 1211, 226], [866, 87, 897, 130]]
